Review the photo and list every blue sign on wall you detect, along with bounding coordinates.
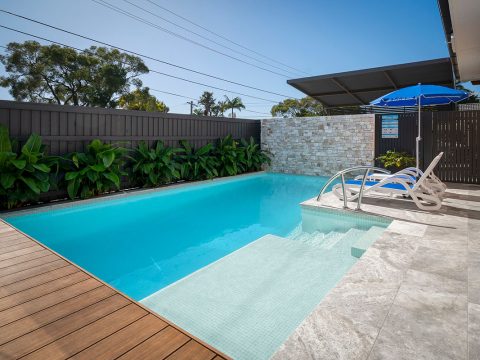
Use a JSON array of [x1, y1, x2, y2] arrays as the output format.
[[381, 114, 399, 138]]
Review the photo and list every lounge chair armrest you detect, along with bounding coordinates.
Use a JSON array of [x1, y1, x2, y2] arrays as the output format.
[[380, 175, 412, 188], [402, 167, 423, 175], [397, 169, 419, 177]]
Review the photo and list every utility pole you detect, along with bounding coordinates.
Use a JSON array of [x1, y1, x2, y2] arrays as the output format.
[[187, 101, 195, 115]]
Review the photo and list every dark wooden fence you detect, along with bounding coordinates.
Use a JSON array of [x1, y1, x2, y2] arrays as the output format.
[[0, 100, 261, 154], [375, 110, 480, 184]]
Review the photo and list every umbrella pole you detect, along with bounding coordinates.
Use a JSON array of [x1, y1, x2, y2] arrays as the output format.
[[416, 97, 421, 176]]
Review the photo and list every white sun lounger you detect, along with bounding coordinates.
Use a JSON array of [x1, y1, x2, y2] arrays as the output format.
[[354, 152, 447, 194], [333, 153, 445, 211]]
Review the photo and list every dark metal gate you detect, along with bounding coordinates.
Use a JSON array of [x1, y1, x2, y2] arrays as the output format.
[[375, 110, 480, 184]]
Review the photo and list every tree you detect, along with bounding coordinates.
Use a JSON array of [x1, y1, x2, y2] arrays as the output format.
[[197, 91, 216, 116], [194, 91, 245, 117], [271, 96, 326, 118], [211, 101, 225, 117], [456, 84, 480, 103], [0, 41, 148, 108], [223, 96, 245, 118], [192, 108, 203, 116], [119, 87, 169, 112]]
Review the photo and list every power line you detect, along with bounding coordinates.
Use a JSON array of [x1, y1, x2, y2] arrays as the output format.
[[148, 88, 196, 101], [119, 0, 301, 77], [0, 9, 297, 100], [237, 115, 273, 118], [146, 69, 281, 103], [147, 92, 272, 115], [243, 109, 271, 115], [0, 25, 281, 103], [91, 0, 291, 78], [142, 0, 310, 76]]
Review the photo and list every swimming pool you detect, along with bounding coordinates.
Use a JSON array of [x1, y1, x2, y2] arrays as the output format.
[[5, 173, 336, 300]]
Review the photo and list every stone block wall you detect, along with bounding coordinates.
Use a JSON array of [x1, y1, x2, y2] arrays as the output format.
[[261, 114, 375, 176]]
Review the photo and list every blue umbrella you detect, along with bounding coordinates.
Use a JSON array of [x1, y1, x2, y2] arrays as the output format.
[[370, 84, 469, 171]]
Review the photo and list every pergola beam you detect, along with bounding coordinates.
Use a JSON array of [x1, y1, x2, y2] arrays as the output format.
[[383, 70, 398, 89], [310, 86, 395, 97], [330, 77, 367, 105]]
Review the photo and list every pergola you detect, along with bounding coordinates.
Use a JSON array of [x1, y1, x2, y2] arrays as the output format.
[[287, 58, 455, 107]]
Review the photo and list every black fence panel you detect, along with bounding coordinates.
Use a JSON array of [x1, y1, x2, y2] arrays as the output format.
[[375, 110, 480, 184], [0, 100, 261, 155]]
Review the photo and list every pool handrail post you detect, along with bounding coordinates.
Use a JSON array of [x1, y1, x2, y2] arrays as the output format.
[[316, 166, 390, 210], [341, 173, 347, 209]]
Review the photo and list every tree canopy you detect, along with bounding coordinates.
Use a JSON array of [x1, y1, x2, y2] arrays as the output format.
[[194, 91, 246, 117], [223, 95, 245, 118], [195, 91, 217, 116], [0, 41, 149, 108], [456, 84, 480, 104], [270, 97, 327, 118], [119, 87, 169, 112]]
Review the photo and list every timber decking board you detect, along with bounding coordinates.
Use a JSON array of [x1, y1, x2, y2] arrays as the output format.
[[0, 244, 44, 261], [0, 240, 38, 254], [0, 249, 53, 270], [0, 236, 32, 249], [0, 256, 68, 286], [0, 271, 89, 311], [166, 340, 217, 360], [69, 314, 168, 360], [117, 326, 190, 360], [0, 287, 116, 345], [0, 265, 80, 298], [0, 251, 61, 281], [0, 219, 229, 360], [0, 294, 130, 358]]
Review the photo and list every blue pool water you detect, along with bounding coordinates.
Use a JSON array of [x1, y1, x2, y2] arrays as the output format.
[[5, 173, 333, 300]]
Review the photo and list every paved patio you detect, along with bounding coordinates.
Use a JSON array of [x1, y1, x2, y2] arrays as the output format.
[[273, 183, 480, 360]]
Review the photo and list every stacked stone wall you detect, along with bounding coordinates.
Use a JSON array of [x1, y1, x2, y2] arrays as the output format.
[[261, 114, 375, 176]]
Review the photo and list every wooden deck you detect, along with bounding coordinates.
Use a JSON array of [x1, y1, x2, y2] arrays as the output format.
[[0, 219, 228, 360]]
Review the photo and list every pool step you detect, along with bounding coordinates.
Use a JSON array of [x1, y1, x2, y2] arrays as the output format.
[[289, 228, 368, 251], [351, 226, 386, 258], [288, 227, 327, 246], [321, 228, 366, 250], [318, 231, 344, 249]]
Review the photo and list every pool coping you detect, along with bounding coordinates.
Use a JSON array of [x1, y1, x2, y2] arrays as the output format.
[[272, 183, 480, 360]]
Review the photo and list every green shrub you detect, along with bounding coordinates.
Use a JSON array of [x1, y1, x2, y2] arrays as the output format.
[[0, 125, 55, 209], [62, 139, 127, 199], [376, 150, 416, 170], [176, 140, 218, 181], [214, 135, 244, 177], [130, 141, 181, 187], [239, 137, 271, 172], [0, 129, 269, 209]]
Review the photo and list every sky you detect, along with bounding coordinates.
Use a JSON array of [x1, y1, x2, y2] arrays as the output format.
[[0, 0, 473, 117]]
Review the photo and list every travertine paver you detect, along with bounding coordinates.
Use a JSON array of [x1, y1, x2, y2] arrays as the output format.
[[273, 183, 480, 360]]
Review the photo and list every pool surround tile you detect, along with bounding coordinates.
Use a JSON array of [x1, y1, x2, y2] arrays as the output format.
[[273, 183, 480, 360]]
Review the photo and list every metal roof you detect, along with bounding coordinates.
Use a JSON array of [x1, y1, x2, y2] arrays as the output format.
[[437, 0, 459, 81], [437, 0, 480, 84], [287, 58, 455, 107]]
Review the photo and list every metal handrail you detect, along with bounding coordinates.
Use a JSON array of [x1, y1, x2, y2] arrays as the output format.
[[316, 166, 390, 210]]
